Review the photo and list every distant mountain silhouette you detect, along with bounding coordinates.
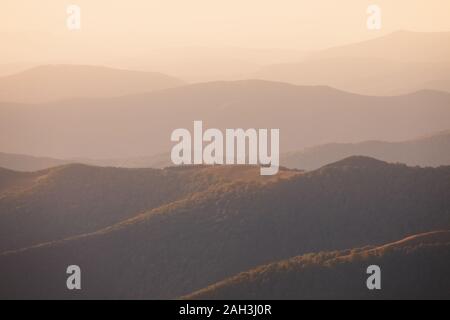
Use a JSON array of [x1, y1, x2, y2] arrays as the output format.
[[314, 31, 450, 63], [282, 130, 450, 170], [2, 80, 450, 159], [0, 152, 172, 172], [186, 231, 450, 300], [1, 157, 449, 299], [0, 63, 34, 77], [0, 65, 185, 103], [423, 78, 450, 93], [113, 46, 306, 82], [254, 31, 450, 95], [0, 152, 70, 171], [4, 129, 450, 172]]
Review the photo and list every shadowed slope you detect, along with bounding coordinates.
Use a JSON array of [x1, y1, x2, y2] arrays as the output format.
[[0, 158, 449, 299], [0, 164, 290, 252], [186, 231, 450, 300]]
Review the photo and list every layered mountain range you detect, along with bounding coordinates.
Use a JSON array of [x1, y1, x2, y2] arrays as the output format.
[[1, 157, 449, 299], [1, 31, 450, 300]]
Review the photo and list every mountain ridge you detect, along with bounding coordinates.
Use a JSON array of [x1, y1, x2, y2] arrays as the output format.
[[185, 230, 450, 300], [0, 163, 297, 253], [253, 31, 450, 95], [0, 64, 185, 103], [2, 79, 450, 159], [1, 157, 449, 299], [282, 130, 450, 170]]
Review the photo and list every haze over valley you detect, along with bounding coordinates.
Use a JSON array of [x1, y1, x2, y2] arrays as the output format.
[[1, 0, 450, 300]]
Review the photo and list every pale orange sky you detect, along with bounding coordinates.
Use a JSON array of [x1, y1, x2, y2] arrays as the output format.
[[1, 0, 450, 65]]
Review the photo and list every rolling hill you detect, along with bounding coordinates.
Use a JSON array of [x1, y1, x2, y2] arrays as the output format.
[[0, 157, 449, 299], [0, 164, 293, 253], [0, 65, 185, 103], [186, 231, 450, 300], [282, 130, 450, 170], [1, 80, 450, 159]]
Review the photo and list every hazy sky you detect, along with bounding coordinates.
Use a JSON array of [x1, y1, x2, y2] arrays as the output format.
[[2, 0, 450, 65]]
